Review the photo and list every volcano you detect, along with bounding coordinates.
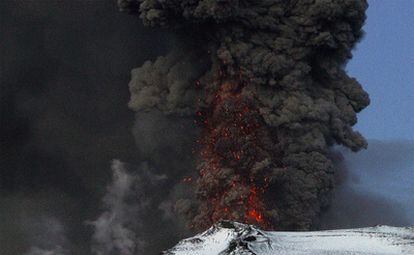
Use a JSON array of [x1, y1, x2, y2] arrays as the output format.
[[163, 221, 414, 255]]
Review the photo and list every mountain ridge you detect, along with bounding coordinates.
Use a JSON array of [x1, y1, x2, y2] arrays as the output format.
[[163, 221, 414, 255]]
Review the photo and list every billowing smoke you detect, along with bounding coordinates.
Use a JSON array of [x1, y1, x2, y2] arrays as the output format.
[[121, 0, 370, 231], [89, 160, 144, 255], [88, 159, 193, 255]]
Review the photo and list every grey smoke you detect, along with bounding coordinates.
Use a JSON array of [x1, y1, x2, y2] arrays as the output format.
[[321, 140, 414, 228], [0, 193, 71, 255], [88, 159, 189, 255], [0, 0, 167, 196], [0, 0, 168, 254], [130, 110, 199, 252], [24, 247, 68, 255], [128, 49, 210, 115], [23, 216, 69, 255], [89, 160, 147, 255]]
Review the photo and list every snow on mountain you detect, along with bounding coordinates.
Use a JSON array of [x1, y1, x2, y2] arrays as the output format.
[[162, 221, 414, 255]]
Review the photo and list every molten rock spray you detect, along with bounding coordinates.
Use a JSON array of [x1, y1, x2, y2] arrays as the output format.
[[121, 0, 370, 231]]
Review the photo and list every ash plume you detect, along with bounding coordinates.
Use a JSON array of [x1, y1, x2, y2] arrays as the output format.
[[122, 0, 370, 231]]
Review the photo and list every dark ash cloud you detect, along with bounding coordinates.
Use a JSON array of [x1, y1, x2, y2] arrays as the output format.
[[121, 0, 370, 231]]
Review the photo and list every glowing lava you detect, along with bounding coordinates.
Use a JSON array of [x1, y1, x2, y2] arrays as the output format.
[[194, 80, 271, 230]]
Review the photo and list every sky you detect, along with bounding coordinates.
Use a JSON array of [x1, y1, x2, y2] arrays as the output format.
[[348, 0, 414, 141], [342, 0, 414, 229]]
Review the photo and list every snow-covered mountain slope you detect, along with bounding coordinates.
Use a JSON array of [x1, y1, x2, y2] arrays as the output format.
[[162, 221, 414, 255]]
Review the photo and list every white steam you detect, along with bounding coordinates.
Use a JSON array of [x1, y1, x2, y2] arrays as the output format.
[[88, 159, 166, 255]]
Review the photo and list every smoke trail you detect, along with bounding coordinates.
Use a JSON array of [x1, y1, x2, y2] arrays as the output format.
[[88, 160, 139, 255], [88, 160, 167, 255], [120, 0, 370, 231]]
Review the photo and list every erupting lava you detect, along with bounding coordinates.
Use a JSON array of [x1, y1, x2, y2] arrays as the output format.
[[194, 80, 272, 229]]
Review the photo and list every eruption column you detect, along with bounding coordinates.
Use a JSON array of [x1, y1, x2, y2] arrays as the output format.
[[123, 0, 370, 231]]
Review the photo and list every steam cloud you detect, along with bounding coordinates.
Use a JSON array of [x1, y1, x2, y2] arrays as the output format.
[[88, 159, 191, 255], [121, 0, 370, 231], [90, 160, 142, 254]]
